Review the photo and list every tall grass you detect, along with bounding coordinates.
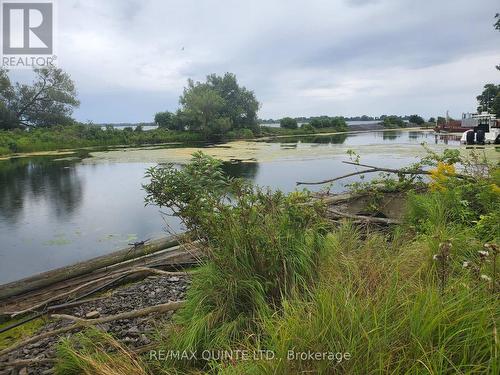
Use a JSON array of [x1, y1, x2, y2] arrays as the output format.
[[236, 223, 499, 375], [157, 189, 328, 371], [55, 329, 148, 375]]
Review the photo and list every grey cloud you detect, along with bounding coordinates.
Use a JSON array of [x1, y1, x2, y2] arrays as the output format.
[[55, 0, 500, 122]]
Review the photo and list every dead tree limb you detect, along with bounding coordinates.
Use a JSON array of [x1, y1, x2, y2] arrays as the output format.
[[0, 301, 185, 358], [341, 161, 472, 180], [0, 357, 56, 369], [297, 169, 379, 185], [8, 267, 188, 318], [327, 208, 401, 225], [49, 313, 85, 322], [297, 160, 472, 186], [9, 272, 125, 317]]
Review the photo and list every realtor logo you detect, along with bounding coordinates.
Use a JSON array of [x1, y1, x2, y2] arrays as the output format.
[[1, 1, 56, 68]]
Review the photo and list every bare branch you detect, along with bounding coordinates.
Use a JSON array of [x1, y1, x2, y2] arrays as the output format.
[[297, 160, 473, 186], [0, 301, 185, 357]]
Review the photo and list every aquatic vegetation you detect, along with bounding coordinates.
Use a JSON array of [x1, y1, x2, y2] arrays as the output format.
[[44, 233, 71, 246]]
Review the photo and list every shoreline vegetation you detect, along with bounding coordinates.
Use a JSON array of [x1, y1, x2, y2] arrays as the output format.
[[0, 123, 426, 159], [1, 149, 491, 375]]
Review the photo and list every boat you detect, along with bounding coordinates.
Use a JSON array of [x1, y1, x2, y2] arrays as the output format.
[[435, 119, 472, 133], [459, 112, 500, 145]]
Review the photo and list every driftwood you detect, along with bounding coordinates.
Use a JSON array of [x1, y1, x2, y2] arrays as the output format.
[[297, 160, 472, 186], [0, 239, 200, 320], [7, 267, 188, 318], [0, 301, 185, 358], [327, 207, 401, 225], [0, 236, 183, 300], [0, 357, 56, 369]]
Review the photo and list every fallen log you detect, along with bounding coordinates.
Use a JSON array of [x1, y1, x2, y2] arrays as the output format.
[[6, 267, 189, 318], [0, 301, 185, 358], [0, 235, 183, 301], [327, 207, 402, 225]]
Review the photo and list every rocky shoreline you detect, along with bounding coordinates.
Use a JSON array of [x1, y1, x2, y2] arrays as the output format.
[[0, 275, 190, 375]]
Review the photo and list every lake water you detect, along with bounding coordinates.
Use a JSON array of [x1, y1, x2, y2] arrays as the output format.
[[0, 130, 463, 284]]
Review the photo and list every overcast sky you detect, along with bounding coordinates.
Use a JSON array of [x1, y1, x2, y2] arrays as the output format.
[[23, 0, 500, 122]]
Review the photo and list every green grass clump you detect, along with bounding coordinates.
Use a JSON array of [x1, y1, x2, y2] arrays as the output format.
[[55, 329, 148, 375], [158, 188, 328, 371]]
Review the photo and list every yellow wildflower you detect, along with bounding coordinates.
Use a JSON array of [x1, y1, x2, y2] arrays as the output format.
[[429, 162, 455, 191]]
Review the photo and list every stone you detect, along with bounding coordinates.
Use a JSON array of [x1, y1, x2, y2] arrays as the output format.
[[85, 310, 100, 319], [128, 326, 140, 335]]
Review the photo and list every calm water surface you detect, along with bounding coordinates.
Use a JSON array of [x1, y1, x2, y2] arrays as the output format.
[[0, 130, 460, 283]]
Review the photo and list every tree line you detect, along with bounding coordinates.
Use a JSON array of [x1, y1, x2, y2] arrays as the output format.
[[279, 116, 348, 131]]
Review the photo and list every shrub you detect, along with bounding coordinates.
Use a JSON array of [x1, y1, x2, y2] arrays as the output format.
[[300, 123, 315, 133], [225, 128, 255, 139], [280, 117, 298, 129], [381, 116, 405, 128], [309, 116, 348, 131], [408, 114, 425, 125]]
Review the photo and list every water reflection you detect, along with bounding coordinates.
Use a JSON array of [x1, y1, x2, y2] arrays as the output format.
[[277, 130, 460, 147], [222, 161, 260, 180], [0, 157, 83, 224], [271, 133, 348, 145], [383, 131, 398, 140]]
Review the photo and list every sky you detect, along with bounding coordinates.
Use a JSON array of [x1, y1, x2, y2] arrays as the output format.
[[12, 0, 500, 123]]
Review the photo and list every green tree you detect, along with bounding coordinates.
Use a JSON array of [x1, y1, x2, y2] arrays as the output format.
[[206, 73, 260, 132], [381, 116, 405, 128], [428, 117, 436, 123], [0, 66, 79, 129], [154, 111, 176, 130], [176, 73, 260, 137], [180, 80, 226, 135], [0, 69, 18, 129], [408, 114, 425, 125], [476, 84, 500, 113], [492, 93, 500, 116], [280, 117, 298, 129]]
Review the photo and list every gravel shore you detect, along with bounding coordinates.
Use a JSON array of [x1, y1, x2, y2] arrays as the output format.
[[0, 275, 190, 375]]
